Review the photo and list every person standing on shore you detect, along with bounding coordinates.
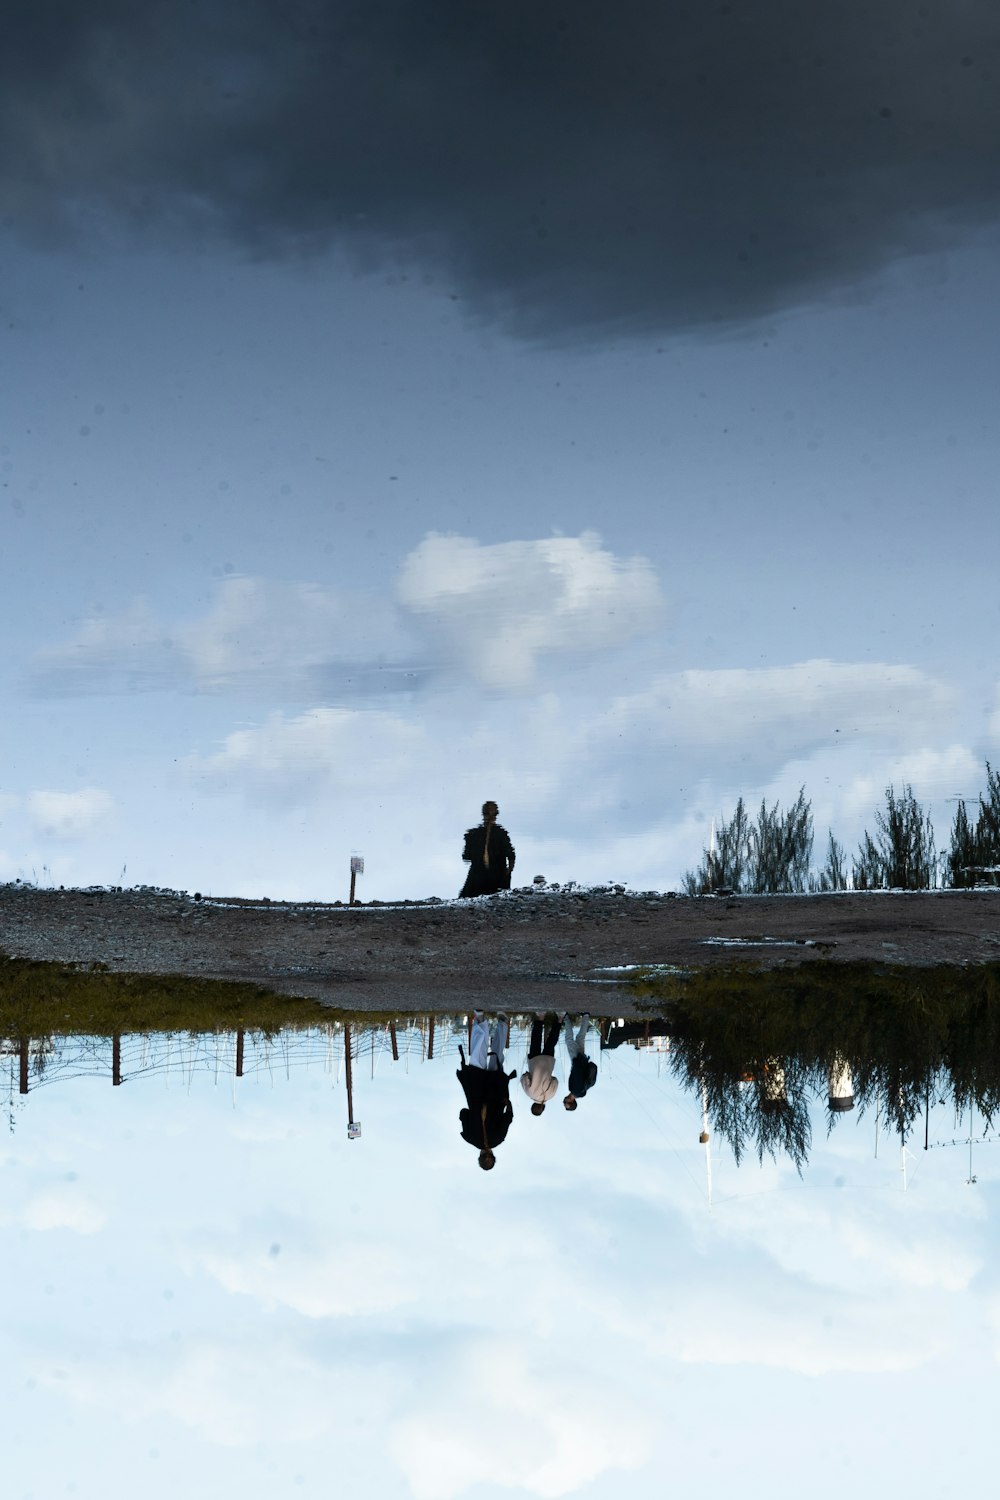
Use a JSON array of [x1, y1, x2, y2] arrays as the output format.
[[457, 1011, 514, 1169], [563, 1014, 597, 1111], [459, 800, 516, 898], [521, 1014, 561, 1115]]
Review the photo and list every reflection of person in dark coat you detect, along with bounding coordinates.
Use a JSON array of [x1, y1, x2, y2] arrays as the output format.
[[457, 1012, 515, 1169], [459, 800, 516, 898], [563, 1014, 598, 1111]]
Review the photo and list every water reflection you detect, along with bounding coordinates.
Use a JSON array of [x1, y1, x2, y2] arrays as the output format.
[[8, 990, 1000, 1178], [3, 996, 998, 1496]]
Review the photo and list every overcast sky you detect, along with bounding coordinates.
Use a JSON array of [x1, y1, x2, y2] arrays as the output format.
[[2, 1, 999, 897], [3, 1024, 997, 1498]]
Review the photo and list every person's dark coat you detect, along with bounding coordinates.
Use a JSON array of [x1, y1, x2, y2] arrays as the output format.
[[459, 822, 515, 898], [568, 1055, 599, 1099], [457, 1059, 515, 1148]]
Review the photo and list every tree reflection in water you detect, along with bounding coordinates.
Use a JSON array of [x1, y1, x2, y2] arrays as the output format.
[[5, 962, 1000, 1175], [634, 961, 1000, 1172]]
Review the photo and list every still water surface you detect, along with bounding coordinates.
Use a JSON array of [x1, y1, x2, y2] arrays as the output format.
[[3, 1015, 993, 1498]]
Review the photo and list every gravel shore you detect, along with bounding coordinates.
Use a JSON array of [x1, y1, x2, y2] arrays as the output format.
[[2, 881, 998, 1013]]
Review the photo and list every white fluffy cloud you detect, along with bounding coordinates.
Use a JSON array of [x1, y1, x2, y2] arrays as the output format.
[[835, 743, 983, 824], [26, 788, 115, 839], [659, 1280, 945, 1377], [36, 1340, 360, 1448], [0, 1177, 108, 1236], [177, 577, 348, 689], [192, 1240, 410, 1319], [393, 1338, 650, 1499], [514, 659, 960, 846], [29, 577, 408, 698], [397, 531, 663, 691], [16, 541, 986, 896], [30, 533, 662, 701], [21, 1188, 107, 1235], [593, 660, 954, 759], [168, 652, 976, 890], [193, 706, 425, 802], [989, 682, 1000, 742], [714, 1177, 981, 1297]]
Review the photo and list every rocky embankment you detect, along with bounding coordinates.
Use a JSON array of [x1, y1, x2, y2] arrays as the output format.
[[2, 881, 998, 1013]]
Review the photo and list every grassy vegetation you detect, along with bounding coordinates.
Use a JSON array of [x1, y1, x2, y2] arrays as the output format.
[[683, 762, 1000, 891], [0, 955, 337, 1038]]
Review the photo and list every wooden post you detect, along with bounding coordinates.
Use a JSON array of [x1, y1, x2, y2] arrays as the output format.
[[112, 1034, 122, 1087], [236, 1029, 245, 1078], [344, 1024, 356, 1137], [349, 854, 364, 906], [427, 1015, 435, 1060], [390, 1022, 399, 1061], [19, 1037, 28, 1096]]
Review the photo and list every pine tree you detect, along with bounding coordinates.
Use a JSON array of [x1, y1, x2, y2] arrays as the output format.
[[748, 787, 813, 894], [684, 790, 813, 894], [853, 784, 936, 890], [811, 830, 848, 891], [852, 830, 882, 890], [975, 762, 1000, 878], [946, 799, 976, 888], [683, 796, 751, 894]]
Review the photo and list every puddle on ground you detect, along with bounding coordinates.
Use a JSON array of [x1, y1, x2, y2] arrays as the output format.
[[3, 996, 998, 1498]]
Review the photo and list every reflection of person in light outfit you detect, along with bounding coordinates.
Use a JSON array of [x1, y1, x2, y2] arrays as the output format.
[[468, 1011, 508, 1071], [563, 1014, 597, 1111], [521, 1015, 561, 1115], [457, 1011, 513, 1170]]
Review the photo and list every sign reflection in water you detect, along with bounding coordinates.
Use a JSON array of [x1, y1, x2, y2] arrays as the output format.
[[2, 1005, 997, 1498]]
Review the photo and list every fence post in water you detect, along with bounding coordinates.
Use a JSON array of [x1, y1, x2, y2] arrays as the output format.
[[427, 1015, 435, 1060], [19, 1037, 28, 1095], [390, 1022, 399, 1061], [113, 1034, 122, 1087], [236, 1029, 245, 1078], [344, 1024, 360, 1139]]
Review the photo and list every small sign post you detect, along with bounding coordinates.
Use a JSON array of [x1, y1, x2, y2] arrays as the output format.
[[349, 854, 364, 906]]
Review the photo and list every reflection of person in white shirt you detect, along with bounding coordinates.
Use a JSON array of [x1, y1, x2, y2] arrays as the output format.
[[520, 1015, 561, 1115]]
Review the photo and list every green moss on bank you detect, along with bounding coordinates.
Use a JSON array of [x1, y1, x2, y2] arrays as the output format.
[[0, 955, 332, 1038], [629, 957, 1000, 1015]]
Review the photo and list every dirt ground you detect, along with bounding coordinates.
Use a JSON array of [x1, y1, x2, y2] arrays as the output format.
[[2, 881, 998, 1013]]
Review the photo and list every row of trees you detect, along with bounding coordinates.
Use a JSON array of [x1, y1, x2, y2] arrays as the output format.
[[683, 762, 1000, 894], [635, 960, 1000, 1169]]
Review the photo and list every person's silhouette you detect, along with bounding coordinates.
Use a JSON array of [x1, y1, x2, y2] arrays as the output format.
[[563, 1014, 597, 1111], [459, 801, 516, 898], [457, 1011, 514, 1168]]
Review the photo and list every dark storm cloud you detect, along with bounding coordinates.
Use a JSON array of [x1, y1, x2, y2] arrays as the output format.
[[4, 0, 1000, 336]]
